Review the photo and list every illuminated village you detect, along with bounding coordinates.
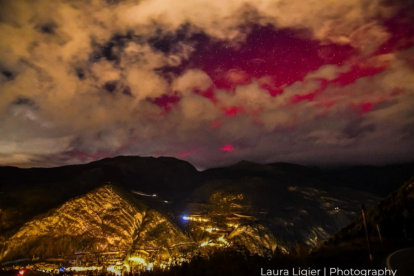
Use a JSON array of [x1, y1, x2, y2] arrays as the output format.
[[1, 212, 245, 275]]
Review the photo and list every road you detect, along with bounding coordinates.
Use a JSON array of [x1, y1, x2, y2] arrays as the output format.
[[386, 247, 414, 276]]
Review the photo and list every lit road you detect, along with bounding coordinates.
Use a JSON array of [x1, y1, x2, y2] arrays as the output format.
[[386, 247, 414, 276]]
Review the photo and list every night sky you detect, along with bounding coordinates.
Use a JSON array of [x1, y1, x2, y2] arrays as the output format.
[[0, 0, 413, 169]]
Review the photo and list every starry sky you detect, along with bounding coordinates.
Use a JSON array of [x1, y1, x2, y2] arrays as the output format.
[[0, 0, 413, 169]]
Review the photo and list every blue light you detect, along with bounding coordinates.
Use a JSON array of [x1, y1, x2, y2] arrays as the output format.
[[59, 266, 65, 272], [182, 215, 190, 220]]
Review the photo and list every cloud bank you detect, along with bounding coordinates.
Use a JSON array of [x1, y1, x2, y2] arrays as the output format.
[[0, 0, 413, 168]]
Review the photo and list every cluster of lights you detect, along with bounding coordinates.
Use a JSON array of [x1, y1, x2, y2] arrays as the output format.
[[128, 257, 147, 266], [15, 253, 162, 276], [218, 236, 230, 246], [205, 227, 219, 233], [107, 265, 122, 275], [129, 257, 155, 272], [199, 236, 230, 247], [65, 266, 103, 271], [200, 242, 224, 248], [222, 194, 244, 201], [200, 242, 208, 247], [227, 223, 239, 228], [182, 215, 208, 222]]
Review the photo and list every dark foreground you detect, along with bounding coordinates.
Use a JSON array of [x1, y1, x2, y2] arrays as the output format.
[[2, 238, 413, 276]]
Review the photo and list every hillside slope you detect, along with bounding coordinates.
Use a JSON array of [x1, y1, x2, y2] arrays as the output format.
[[0, 156, 203, 237], [0, 186, 192, 263], [328, 177, 414, 243], [180, 174, 379, 255]]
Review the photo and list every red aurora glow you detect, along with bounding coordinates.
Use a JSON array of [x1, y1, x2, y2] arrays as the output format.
[[0, 0, 413, 168], [221, 145, 235, 152]]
